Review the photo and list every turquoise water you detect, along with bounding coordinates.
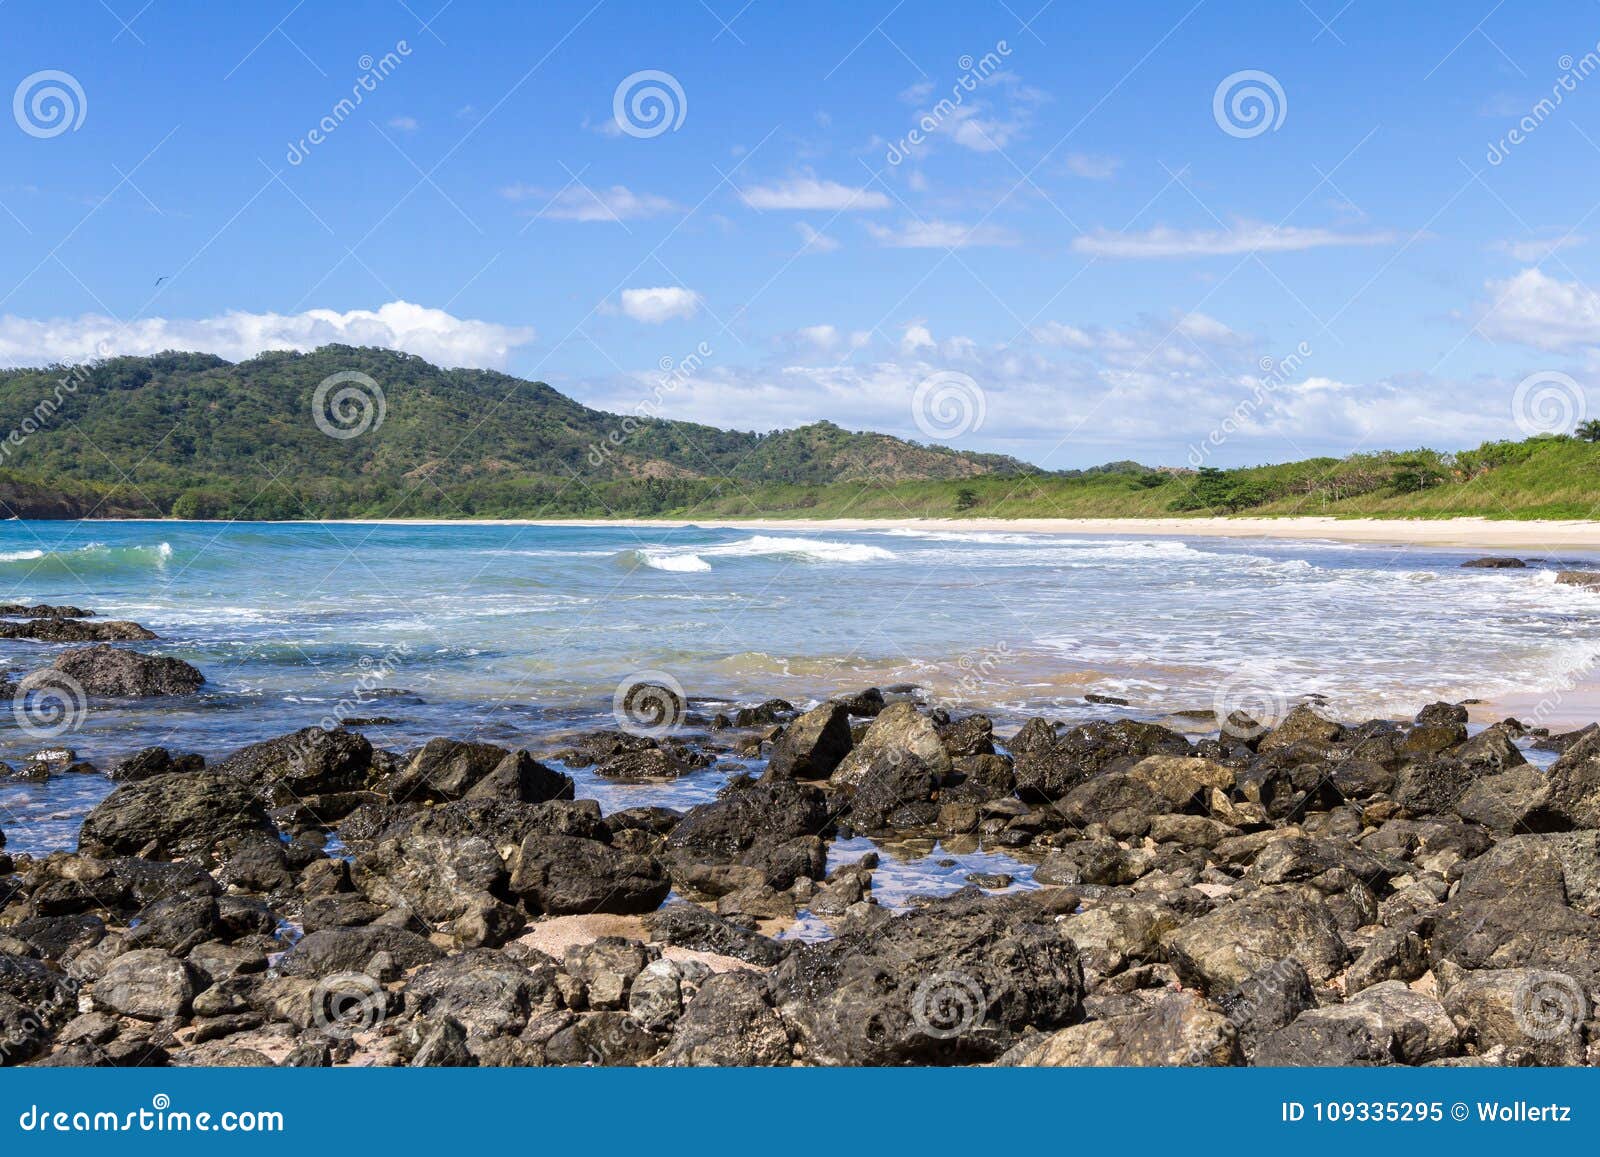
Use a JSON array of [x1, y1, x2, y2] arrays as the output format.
[[2, 519, 1597, 856]]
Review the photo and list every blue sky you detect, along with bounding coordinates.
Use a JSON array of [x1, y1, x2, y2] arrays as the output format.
[[2, 0, 1599, 467]]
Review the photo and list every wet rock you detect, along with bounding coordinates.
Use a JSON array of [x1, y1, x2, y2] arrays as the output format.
[[211, 727, 373, 805], [937, 715, 995, 759], [0, 619, 155, 643], [763, 702, 853, 781], [108, 747, 204, 783], [0, 603, 94, 618], [1127, 755, 1235, 809], [1555, 570, 1600, 590], [507, 834, 670, 916], [845, 752, 940, 831], [833, 687, 886, 717], [1035, 838, 1140, 887], [1163, 886, 1349, 992], [389, 739, 536, 803], [51, 645, 204, 697], [941, 754, 1016, 803], [1460, 557, 1526, 568], [666, 779, 831, 884], [831, 702, 951, 787], [78, 772, 275, 861]]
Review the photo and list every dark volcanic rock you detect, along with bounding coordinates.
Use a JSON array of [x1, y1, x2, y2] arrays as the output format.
[[659, 971, 792, 1066], [764, 702, 853, 781], [0, 604, 94, 618], [1163, 886, 1349, 992], [275, 925, 444, 980], [1011, 718, 1190, 803], [78, 772, 274, 860], [51, 645, 204, 697], [0, 619, 155, 642], [830, 702, 951, 787], [769, 890, 1083, 1065], [211, 727, 373, 804], [507, 834, 670, 916], [641, 902, 790, 966], [1459, 557, 1526, 568], [108, 747, 204, 783]]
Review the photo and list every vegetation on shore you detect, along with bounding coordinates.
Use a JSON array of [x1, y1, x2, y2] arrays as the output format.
[[0, 346, 1596, 521]]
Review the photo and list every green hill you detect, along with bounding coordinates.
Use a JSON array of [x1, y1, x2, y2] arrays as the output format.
[[0, 346, 1029, 519], [0, 346, 1593, 522]]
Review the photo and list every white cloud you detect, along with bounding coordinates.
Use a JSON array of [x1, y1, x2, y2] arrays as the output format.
[[795, 222, 840, 253], [0, 302, 535, 370], [617, 287, 701, 324], [739, 177, 890, 211], [502, 183, 676, 222], [1491, 235, 1587, 263], [573, 318, 1526, 466], [865, 218, 1018, 248], [1072, 220, 1397, 259], [1063, 153, 1120, 179], [796, 324, 839, 349], [1479, 267, 1600, 350], [387, 116, 419, 132]]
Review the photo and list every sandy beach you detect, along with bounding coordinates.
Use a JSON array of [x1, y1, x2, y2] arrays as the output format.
[[330, 515, 1600, 554]]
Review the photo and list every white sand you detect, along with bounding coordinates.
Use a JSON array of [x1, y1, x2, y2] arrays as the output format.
[[331, 515, 1600, 552]]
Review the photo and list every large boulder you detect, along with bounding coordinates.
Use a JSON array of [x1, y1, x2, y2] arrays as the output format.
[[1012, 991, 1240, 1066], [659, 971, 793, 1066], [91, 949, 196, 1021], [274, 925, 444, 980], [1254, 981, 1458, 1066], [768, 891, 1083, 1065], [0, 619, 155, 642], [1543, 730, 1600, 829], [1440, 968, 1588, 1065], [78, 771, 275, 860], [665, 780, 831, 883], [405, 949, 554, 1038], [212, 727, 373, 804], [763, 702, 853, 781], [50, 645, 204, 697], [507, 834, 670, 916], [1163, 886, 1349, 993], [830, 702, 950, 787]]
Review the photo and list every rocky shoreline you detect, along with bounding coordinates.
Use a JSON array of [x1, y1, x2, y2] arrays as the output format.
[[2, 607, 1600, 1066]]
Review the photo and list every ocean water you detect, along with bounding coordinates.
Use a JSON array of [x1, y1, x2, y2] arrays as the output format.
[[2, 519, 1598, 860]]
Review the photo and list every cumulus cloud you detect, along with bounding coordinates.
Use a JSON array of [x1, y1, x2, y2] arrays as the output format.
[[503, 183, 676, 222], [575, 314, 1528, 469], [616, 287, 701, 324], [387, 115, 419, 132], [1072, 220, 1397, 259], [1478, 267, 1600, 350], [0, 301, 536, 370], [739, 177, 890, 211], [864, 219, 1018, 249]]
